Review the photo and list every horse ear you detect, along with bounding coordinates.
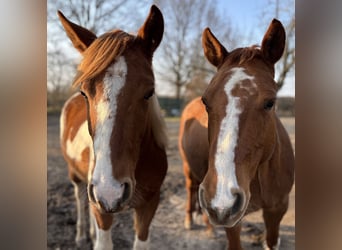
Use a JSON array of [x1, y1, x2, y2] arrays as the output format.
[[57, 10, 97, 54], [137, 5, 164, 58], [261, 19, 286, 64], [202, 28, 229, 68]]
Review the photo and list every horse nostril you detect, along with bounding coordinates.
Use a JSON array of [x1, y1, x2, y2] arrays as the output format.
[[231, 189, 244, 215], [88, 183, 96, 203], [97, 199, 106, 211], [121, 182, 132, 204]]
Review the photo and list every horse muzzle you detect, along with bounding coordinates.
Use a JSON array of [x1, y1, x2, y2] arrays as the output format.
[[198, 184, 247, 227], [88, 178, 133, 213]]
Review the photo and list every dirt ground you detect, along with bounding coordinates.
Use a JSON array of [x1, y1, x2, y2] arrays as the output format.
[[47, 114, 295, 250]]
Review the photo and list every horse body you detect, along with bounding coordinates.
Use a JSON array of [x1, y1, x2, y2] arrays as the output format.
[[178, 97, 213, 233], [179, 19, 294, 250], [59, 5, 167, 250]]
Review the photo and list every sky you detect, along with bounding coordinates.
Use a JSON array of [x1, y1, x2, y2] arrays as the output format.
[[217, 0, 264, 42]]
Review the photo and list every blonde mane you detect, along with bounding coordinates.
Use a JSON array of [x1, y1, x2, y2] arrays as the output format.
[[73, 30, 135, 87]]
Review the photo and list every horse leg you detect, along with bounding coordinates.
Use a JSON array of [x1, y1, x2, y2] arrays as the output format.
[[225, 223, 243, 250], [133, 191, 160, 250], [71, 180, 88, 247], [90, 203, 113, 250], [183, 161, 196, 229], [89, 206, 96, 244], [202, 212, 215, 238], [262, 201, 288, 250]]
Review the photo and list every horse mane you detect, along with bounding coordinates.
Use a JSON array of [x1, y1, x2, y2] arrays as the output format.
[[149, 95, 168, 149], [73, 30, 135, 87]]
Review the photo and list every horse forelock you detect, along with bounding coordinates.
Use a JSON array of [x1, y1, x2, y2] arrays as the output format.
[[73, 30, 135, 88], [226, 46, 265, 67]]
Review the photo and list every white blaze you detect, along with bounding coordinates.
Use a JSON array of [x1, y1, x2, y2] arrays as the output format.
[[211, 67, 254, 209], [91, 56, 127, 205]]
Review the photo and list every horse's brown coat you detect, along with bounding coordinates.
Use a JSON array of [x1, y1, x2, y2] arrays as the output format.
[[59, 5, 167, 248], [179, 19, 294, 250]]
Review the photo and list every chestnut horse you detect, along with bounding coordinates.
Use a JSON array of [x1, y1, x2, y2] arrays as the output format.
[[179, 19, 294, 250], [59, 5, 168, 250]]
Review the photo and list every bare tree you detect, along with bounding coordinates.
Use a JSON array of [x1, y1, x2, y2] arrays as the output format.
[[48, 0, 149, 34], [153, 0, 238, 100], [47, 24, 78, 100], [183, 72, 209, 104]]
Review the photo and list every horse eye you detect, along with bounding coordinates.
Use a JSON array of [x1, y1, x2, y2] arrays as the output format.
[[144, 89, 155, 100], [264, 99, 275, 110], [80, 91, 88, 99]]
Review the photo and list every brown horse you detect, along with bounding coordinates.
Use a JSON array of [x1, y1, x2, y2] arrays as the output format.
[[179, 19, 294, 250], [59, 5, 168, 250]]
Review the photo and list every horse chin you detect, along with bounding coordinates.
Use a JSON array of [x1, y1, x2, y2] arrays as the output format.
[[93, 200, 130, 214], [205, 208, 245, 228], [200, 189, 250, 228]]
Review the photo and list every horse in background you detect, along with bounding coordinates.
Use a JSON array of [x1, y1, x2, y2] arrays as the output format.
[[179, 19, 294, 250], [59, 5, 168, 250]]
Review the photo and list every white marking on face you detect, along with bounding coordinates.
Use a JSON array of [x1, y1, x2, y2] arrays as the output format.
[[240, 81, 257, 98], [66, 120, 92, 162], [91, 56, 127, 205], [211, 67, 254, 209]]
